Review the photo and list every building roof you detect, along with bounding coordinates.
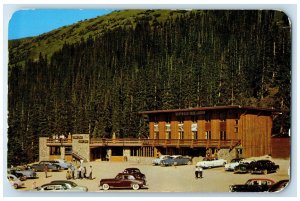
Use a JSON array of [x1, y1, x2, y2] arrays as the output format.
[[139, 105, 280, 115]]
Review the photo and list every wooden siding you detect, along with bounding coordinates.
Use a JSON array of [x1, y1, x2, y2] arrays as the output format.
[[271, 138, 290, 158]]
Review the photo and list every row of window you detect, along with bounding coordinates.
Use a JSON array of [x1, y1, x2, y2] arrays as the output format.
[[153, 112, 239, 123], [154, 130, 236, 140]]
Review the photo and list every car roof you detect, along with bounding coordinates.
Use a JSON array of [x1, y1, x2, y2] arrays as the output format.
[[248, 178, 275, 183]]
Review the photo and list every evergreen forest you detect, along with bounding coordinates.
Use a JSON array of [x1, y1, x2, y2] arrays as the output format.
[[8, 10, 291, 166]]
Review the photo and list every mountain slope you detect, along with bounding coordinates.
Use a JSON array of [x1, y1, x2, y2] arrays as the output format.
[[9, 9, 192, 66]]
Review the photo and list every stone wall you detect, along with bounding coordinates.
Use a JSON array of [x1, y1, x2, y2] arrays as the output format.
[[72, 134, 90, 162], [39, 137, 49, 161]]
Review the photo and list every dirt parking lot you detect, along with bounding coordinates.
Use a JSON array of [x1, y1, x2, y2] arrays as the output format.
[[16, 157, 290, 193]]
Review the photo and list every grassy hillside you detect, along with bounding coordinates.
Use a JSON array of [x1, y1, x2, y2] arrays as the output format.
[[8, 9, 192, 67]]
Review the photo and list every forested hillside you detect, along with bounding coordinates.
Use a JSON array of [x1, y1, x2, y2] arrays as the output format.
[[8, 10, 291, 165]]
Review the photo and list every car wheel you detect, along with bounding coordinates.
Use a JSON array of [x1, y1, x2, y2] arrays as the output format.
[[13, 184, 18, 189], [132, 184, 140, 190], [102, 184, 110, 190]]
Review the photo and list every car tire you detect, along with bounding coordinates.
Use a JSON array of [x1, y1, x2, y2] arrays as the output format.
[[13, 184, 18, 189], [132, 184, 140, 190], [102, 184, 110, 190]]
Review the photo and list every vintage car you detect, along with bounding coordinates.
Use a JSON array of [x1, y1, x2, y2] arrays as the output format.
[[7, 169, 27, 181], [7, 174, 24, 189], [229, 178, 275, 192], [224, 158, 244, 171], [152, 155, 171, 166], [123, 168, 146, 180], [160, 155, 192, 166], [234, 162, 251, 174], [99, 173, 146, 190], [36, 180, 88, 192], [248, 160, 280, 174], [30, 161, 61, 172], [196, 157, 227, 169], [11, 166, 37, 179], [51, 159, 72, 170], [268, 179, 289, 192]]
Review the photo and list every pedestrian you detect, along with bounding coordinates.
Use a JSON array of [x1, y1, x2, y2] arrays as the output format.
[[70, 165, 75, 179], [199, 166, 203, 178], [43, 164, 48, 178], [195, 166, 199, 178], [66, 170, 72, 180], [88, 165, 93, 180], [81, 166, 86, 179], [77, 166, 81, 179]]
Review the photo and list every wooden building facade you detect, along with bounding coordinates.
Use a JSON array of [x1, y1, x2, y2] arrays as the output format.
[[141, 106, 278, 158], [39, 106, 280, 162]]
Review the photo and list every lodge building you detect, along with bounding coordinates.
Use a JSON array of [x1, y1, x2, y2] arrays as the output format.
[[39, 106, 285, 162]]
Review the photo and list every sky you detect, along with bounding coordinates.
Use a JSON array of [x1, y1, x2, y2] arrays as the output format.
[[8, 9, 113, 40]]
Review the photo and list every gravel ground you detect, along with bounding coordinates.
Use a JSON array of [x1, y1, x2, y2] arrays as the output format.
[[15, 157, 290, 193]]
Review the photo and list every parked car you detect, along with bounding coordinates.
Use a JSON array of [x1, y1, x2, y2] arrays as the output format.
[[196, 157, 227, 169], [123, 168, 146, 180], [248, 160, 279, 174], [160, 155, 192, 166], [99, 173, 146, 190], [36, 180, 88, 192], [7, 169, 27, 181], [51, 159, 72, 170], [11, 166, 37, 179], [152, 155, 171, 166], [7, 174, 24, 189], [268, 179, 289, 192], [30, 161, 61, 172], [229, 178, 275, 192], [234, 162, 251, 174], [224, 158, 244, 171]]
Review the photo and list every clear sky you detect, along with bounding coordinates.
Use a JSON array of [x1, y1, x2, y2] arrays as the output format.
[[8, 9, 113, 40]]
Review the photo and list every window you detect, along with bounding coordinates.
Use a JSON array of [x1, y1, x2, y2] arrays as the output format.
[[178, 131, 184, 139], [154, 131, 159, 139], [192, 131, 198, 140], [205, 131, 211, 139], [220, 131, 226, 140], [234, 127, 238, 133], [166, 132, 171, 140]]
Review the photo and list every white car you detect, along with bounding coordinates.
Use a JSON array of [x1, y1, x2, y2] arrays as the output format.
[[152, 155, 171, 165], [224, 158, 244, 171], [7, 174, 24, 189], [196, 158, 227, 168]]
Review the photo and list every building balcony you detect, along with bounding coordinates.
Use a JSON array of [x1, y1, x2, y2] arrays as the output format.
[[46, 137, 240, 149]]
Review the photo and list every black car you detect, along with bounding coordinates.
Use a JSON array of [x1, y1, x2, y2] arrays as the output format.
[[248, 160, 279, 174], [122, 168, 146, 180], [268, 179, 289, 192], [234, 162, 251, 174], [229, 178, 275, 192]]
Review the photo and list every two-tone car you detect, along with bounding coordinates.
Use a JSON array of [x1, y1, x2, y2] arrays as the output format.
[[160, 155, 192, 166], [7, 174, 24, 189], [224, 158, 244, 171], [123, 168, 146, 180], [99, 173, 146, 190], [229, 178, 275, 192], [30, 161, 61, 172], [36, 180, 88, 192], [152, 155, 171, 166], [196, 157, 227, 169]]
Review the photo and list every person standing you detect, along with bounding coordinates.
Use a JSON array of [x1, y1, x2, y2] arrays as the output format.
[[70, 165, 75, 179], [43, 164, 48, 178], [199, 166, 203, 178], [88, 165, 93, 180], [195, 166, 200, 179]]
